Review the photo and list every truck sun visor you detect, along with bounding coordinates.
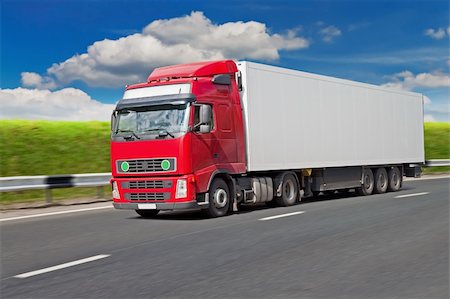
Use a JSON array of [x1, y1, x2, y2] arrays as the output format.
[[115, 93, 196, 110]]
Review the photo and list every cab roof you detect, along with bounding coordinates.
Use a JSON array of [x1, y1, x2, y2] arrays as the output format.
[[147, 60, 238, 82]]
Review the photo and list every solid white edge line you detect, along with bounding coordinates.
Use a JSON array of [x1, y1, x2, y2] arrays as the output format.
[[259, 211, 305, 221], [395, 192, 429, 198], [14, 254, 111, 278], [0, 205, 113, 222], [404, 175, 450, 181]]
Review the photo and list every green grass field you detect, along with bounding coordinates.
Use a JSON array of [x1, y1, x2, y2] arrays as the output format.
[[0, 120, 449, 204], [423, 122, 450, 174]]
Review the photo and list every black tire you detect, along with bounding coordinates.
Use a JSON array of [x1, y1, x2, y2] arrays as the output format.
[[135, 209, 159, 218], [387, 167, 402, 192], [373, 168, 388, 194], [275, 174, 299, 206], [205, 178, 230, 218], [357, 168, 374, 196], [312, 191, 321, 197]]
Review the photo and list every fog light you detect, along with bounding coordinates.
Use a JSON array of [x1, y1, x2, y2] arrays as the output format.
[[112, 181, 120, 199], [175, 179, 187, 199]]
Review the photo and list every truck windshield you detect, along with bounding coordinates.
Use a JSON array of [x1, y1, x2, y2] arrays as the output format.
[[114, 104, 190, 140]]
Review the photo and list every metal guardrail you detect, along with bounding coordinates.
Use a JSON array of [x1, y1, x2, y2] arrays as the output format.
[[425, 159, 450, 167], [0, 160, 448, 203], [0, 173, 111, 203]]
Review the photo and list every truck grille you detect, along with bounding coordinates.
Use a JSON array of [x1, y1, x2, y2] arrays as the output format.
[[125, 192, 171, 201], [116, 158, 176, 173], [122, 180, 172, 189]]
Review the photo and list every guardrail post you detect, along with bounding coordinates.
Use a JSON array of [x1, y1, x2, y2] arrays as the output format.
[[45, 188, 52, 204]]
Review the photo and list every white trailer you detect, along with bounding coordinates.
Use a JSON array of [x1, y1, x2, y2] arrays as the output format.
[[235, 61, 424, 203], [238, 61, 424, 171]]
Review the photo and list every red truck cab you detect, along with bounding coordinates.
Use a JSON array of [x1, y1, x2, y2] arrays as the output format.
[[111, 60, 246, 217]]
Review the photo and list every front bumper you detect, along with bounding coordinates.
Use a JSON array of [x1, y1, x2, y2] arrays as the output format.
[[113, 201, 206, 210]]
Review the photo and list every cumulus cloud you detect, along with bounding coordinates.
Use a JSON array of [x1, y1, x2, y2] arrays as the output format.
[[425, 27, 448, 40], [382, 70, 450, 91], [21, 72, 57, 89], [0, 88, 115, 121], [22, 11, 309, 88], [319, 25, 341, 42]]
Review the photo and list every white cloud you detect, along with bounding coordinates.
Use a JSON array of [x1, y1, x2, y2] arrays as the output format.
[[21, 72, 56, 89], [424, 114, 436, 122], [382, 70, 450, 91], [425, 28, 446, 40], [23, 11, 309, 88], [0, 88, 115, 121], [319, 25, 342, 42]]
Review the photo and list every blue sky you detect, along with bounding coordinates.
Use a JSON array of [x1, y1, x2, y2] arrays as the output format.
[[1, 0, 449, 121]]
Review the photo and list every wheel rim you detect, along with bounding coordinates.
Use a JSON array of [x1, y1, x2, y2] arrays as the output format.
[[213, 188, 228, 208], [380, 173, 387, 189], [364, 173, 372, 190], [392, 171, 400, 188], [284, 180, 296, 201]]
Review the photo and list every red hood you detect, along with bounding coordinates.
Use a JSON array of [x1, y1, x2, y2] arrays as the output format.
[[111, 134, 191, 177]]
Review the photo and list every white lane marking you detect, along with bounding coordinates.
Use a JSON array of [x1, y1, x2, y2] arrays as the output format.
[[259, 211, 305, 221], [14, 254, 110, 278], [0, 205, 113, 222], [395, 192, 429, 198]]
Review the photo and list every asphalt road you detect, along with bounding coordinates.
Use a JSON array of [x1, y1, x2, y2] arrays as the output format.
[[1, 177, 449, 298]]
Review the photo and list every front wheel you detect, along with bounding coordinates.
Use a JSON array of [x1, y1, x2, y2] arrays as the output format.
[[205, 178, 230, 218], [135, 209, 159, 218]]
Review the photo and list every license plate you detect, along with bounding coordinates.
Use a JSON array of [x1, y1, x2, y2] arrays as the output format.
[[138, 203, 157, 210]]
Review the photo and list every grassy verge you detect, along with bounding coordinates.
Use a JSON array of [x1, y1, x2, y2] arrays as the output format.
[[0, 120, 111, 205], [0, 120, 449, 205], [423, 122, 450, 173]]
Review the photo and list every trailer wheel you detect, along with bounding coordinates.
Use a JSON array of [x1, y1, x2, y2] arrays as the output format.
[[387, 167, 402, 192], [135, 209, 159, 218], [357, 168, 374, 196], [205, 178, 230, 218], [373, 168, 388, 194], [275, 174, 299, 206]]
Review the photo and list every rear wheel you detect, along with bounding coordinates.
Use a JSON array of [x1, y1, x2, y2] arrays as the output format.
[[135, 209, 159, 218], [387, 167, 402, 192], [205, 178, 230, 218], [275, 174, 299, 206], [374, 168, 388, 194], [357, 168, 374, 196]]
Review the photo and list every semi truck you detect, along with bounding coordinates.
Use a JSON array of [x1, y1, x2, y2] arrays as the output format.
[[111, 60, 424, 217]]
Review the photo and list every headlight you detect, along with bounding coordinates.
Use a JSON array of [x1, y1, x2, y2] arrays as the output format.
[[175, 179, 187, 199], [112, 181, 120, 199]]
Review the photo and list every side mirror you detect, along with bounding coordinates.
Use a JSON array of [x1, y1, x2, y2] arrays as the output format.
[[111, 111, 117, 132], [200, 124, 211, 134], [212, 74, 231, 85], [199, 105, 212, 126]]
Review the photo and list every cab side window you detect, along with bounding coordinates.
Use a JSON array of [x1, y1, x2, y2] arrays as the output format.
[[193, 104, 214, 132]]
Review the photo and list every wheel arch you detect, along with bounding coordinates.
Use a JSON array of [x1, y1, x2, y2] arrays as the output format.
[[206, 170, 236, 211]]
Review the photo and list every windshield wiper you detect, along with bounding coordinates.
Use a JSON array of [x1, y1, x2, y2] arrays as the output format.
[[116, 129, 141, 140], [144, 128, 175, 138]]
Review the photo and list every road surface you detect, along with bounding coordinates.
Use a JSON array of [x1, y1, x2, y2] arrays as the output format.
[[1, 177, 449, 298]]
